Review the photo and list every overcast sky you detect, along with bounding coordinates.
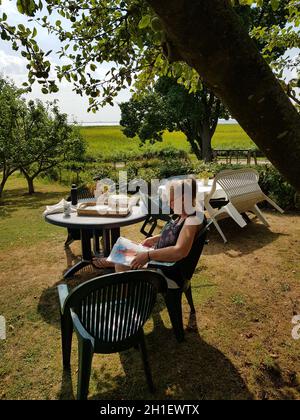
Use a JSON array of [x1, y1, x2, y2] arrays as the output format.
[[0, 0, 299, 125]]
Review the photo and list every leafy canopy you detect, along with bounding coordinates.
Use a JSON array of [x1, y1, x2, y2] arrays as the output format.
[[0, 0, 298, 111], [0, 76, 85, 195], [0, 78, 29, 174], [20, 99, 86, 179]]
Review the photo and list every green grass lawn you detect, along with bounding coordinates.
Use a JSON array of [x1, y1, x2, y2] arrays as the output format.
[[0, 175, 300, 400], [80, 124, 255, 159], [0, 175, 68, 251]]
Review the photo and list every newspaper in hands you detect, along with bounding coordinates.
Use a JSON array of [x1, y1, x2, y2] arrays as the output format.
[[107, 237, 176, 268], [107, 237, 153, 267]]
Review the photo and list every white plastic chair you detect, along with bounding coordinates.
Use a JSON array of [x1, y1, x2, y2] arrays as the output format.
[[204, 168, 284, 243]]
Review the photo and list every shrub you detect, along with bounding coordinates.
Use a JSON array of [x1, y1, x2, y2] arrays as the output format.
[[153, 147, 188, 160], [139, 158, 161, 169], [126, 162, 141, 180], [90, 146, 189, 163], [138, 167, 161, 183], [256, 165, 296, 210], [40, 167, 60, 182], [159, 158, 194, 179], [86, 163, 117, 182]]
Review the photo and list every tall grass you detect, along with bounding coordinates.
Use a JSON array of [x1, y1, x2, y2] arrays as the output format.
[[80, 124, 255, 159]]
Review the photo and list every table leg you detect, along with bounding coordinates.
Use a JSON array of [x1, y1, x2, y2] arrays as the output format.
[[102, 229, 111, 257], [111, 227, 120, 248], [93, 230, 100, 255], [64, 229, 92, 279]]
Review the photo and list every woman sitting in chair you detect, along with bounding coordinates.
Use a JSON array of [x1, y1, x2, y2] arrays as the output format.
[[92, 177, 205, 288]]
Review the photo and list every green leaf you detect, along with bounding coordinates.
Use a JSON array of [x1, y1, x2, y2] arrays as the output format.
[[271, 0, 280, 11], [16, 0, 37, 16], [18, 24, 26, 32], [16, 0, 25, 14], [138, 15, 151, 30]]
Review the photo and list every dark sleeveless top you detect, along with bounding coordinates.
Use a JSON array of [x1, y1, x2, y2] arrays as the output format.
[[156, 216, 186, 249], [150, 214, 207, 287]]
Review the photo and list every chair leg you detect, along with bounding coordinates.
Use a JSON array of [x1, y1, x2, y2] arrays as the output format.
[[184, 286, 196, 314], [139, 331, 155, 393], [224, 203, 247, 228], [61, 313, 73, 368], [212, 218, 228, 243], [242, 212, 252, 223], [264, 195, 284, 214], [148, 219, 158, 237], [77, 338, 94, 400], [140, 216, 152, 237], [252, 205, 270, 227], [164, 290, 185, 342], [140, 216, 158, 238], [64, 233, 74, 248]]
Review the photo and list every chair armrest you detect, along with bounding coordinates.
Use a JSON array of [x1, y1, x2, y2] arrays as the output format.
[[148, 261, 176, 268], [71, 309, 95, 345], [57, 284, 69, 312]]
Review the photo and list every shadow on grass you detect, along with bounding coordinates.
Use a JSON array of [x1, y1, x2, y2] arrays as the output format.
[[59, 298, 253, 400], [205, 216, 288, 257], [253, 361, 300, 400], [37, 276, 252, 399], [0, 188, 67, 218], [54, 296, 252, 400], [58, 370, 75, 400], [101, 305, 251, 400], [37, 275, 94, 329]]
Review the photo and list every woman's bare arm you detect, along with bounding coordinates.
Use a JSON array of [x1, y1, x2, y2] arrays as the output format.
[[141, 234, 161, 247]]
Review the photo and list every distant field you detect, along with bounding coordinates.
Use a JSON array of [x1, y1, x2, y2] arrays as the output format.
[[80, 124, 255, 159]]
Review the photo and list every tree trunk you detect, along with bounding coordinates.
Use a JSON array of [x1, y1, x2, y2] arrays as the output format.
[[200, 123, 213, 163], [22, 170, 35, 194], [147, 0, 300, 190], [0, 177, 6, 199], [27, 177, 35, 195], [0, 170, 13, 199], [187, 136, 202, 160]]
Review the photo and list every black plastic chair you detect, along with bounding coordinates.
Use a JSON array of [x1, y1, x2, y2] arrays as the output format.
[[139, 193, 172, 238], [154, 220, 212, 342], [57, 270, 166, 400], [65, 186, 103, 251]]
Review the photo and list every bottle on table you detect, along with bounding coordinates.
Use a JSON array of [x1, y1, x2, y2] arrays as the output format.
[[71, 184, 78, 206]]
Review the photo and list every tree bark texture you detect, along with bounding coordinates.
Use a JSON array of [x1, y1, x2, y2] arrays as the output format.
[[147, 0, 300, 189]]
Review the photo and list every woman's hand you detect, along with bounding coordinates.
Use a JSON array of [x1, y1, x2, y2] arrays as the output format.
[[130, 252, 149, 270], [141, 237, 156, 248]]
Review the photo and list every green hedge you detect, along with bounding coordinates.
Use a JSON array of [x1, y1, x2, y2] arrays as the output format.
[[85, 146, 189, 163]]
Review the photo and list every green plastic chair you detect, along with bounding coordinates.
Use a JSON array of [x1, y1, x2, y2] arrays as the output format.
[[57, 270, 166, 400]]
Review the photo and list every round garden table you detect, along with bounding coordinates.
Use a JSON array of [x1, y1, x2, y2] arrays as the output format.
[[45, 205, 148, 279]]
